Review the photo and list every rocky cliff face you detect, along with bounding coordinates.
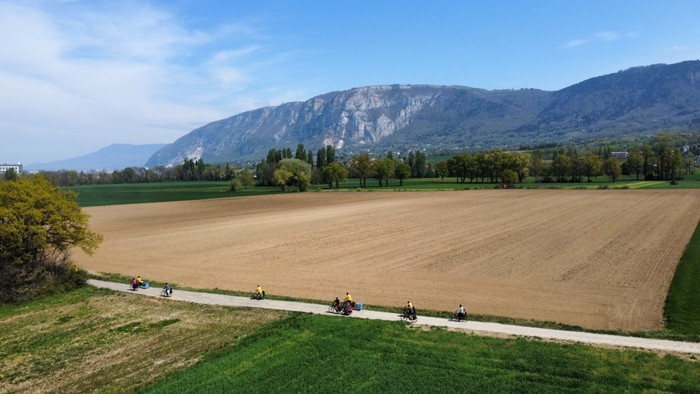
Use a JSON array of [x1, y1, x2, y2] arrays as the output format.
[[146, 61, 700, 167]]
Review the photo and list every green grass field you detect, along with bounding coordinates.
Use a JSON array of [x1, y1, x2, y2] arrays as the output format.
[[665, 217, 700, 336], [69, 181, 282, 207], [142, 313, 700, 393], [1, 288, 698, 393], [68, 172, 700, 206]]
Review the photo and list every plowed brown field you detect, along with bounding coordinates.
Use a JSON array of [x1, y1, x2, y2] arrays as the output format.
[[74, 189, 700, 331]]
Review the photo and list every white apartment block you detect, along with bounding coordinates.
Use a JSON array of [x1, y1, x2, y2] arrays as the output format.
[[0, 163, 22, 173]]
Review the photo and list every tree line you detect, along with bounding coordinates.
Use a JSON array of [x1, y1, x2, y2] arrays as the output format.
[[437, 137, 691, 185], [15, 134, 697, 188], [35, 159, 241, 187]]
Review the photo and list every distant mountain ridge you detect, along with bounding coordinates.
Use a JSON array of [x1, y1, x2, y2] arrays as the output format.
[[144, 61, 700, 167], [27, 144, 166, 171]]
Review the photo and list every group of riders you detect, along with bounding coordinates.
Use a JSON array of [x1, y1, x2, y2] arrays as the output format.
[[329, 292, 356, 315], [130, 276, 147, 290], [129, 278, 468, 323], [129, 276, 172, 297]]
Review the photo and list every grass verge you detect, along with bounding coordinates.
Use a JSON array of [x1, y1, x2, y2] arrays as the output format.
[[0, 286, 287, 393], [665, 218, 700, 336], [141, 313, 700, 393]]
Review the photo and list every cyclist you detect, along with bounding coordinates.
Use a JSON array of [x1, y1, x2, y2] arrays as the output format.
[[404, 301, 416, 321], [455, 304, 466, 322]]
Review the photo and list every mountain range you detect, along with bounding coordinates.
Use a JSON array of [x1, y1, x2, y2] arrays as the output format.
[[26, 144, 165, 172], [145, 60, 700, 167]]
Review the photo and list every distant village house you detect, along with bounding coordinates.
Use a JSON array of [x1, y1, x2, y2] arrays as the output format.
[[0, 163, 22, 174]]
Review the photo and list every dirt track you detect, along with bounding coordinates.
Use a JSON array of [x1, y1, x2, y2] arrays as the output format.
[[74, 189, 700, 331]]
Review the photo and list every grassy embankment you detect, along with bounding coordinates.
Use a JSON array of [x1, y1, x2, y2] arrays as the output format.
[[1, 287, 699, 393], [0, 286, 287, 393], [68, 172, 700, 207]]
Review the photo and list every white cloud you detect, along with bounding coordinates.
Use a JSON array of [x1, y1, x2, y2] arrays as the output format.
[[562, 30, 625, 49], [563, 39, 588, 49], [0, 1, 309, 163]]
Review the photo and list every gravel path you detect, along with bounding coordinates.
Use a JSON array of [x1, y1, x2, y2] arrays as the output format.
[[89, 279, 700, 356]]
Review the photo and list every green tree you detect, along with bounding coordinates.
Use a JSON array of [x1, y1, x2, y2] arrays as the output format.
[[322, 162, 348, 189], [670, 149, 683, 184], [552, 154, 572, 183], [316, 148, 326, 170], [256, 160, 277, 186], [569, 150, 582, 182], [273, 168, 292, 191], [239, 169, 254, 190], [412, 151, 426, 178], [626, 150, 643, 180], [512, 152, 531, 183], [501, 169, 518, 186], [434, 161, 448, 182], [581, 153, 603, 182], [0, 176, 102, 303], [229, 179, 241, 191], [373, 158, 394, 187], [325, 145, 336, 164], [683, 156, 695, 175], [603, 157, 622, 182], [641, 144, 653, 179], [3, 168, 18, 181], [276, 158, 312, 191], [530, 150, 545, 182], [450, 153, 475, 183], [394, 162, 411, 186], [295, 144, 307, 162], [349, 154, 373, 188], [122, 167, 137, 183]]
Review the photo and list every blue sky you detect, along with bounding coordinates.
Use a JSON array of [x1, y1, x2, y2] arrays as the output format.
[[1, 0, 699, 165]]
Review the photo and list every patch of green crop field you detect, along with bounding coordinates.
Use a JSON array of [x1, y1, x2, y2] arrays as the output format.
[[142, 313, 700, 393], [665, 220, 700, 336]]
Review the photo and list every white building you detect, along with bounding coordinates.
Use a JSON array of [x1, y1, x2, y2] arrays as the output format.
[[0, 163, 23, 174], [610, 151, 629, 160]]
